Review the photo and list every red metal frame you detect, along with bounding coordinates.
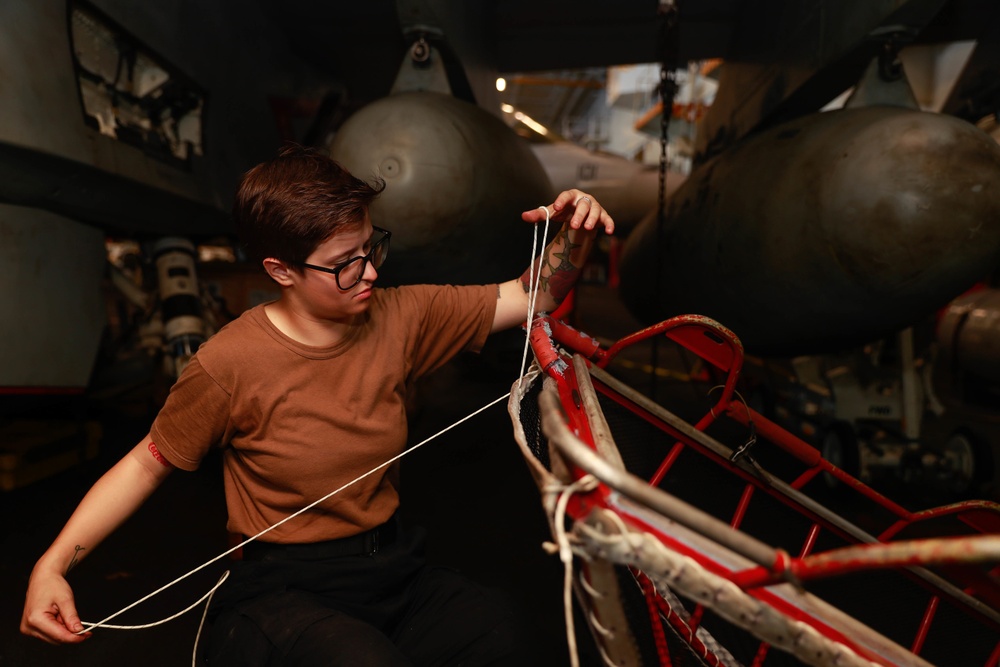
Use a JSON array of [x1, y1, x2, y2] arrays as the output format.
[[528, 313, 1000, 666]]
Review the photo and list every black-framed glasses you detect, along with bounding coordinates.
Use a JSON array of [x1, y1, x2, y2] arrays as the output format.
[[302, 227, 391, 290]]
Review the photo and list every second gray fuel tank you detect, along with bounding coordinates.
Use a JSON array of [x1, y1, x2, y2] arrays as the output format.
[[619, 106, 1000, 356]]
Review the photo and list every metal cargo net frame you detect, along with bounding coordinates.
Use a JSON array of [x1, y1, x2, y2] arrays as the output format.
[[508, 314, 1000, 667]]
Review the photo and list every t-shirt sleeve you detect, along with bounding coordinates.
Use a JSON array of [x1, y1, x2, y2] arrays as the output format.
[[149, 355, 232, 471], [405, 283, 497, 379]]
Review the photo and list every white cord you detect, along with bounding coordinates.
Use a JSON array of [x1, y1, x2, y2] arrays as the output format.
[[518, 206, 552, 383], [80, 391, 512, 634], [80, 570, 230, 632], [192, 572, 228, 667]]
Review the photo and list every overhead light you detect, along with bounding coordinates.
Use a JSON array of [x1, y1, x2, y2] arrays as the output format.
[[514, 111, 549, 136], [496, 77, 507, 92], [501, 103, 514, 113]]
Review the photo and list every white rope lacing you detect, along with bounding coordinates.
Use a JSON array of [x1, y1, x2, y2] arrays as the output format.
[[76, 206, 558, 666], [541, 474, 599, 667]]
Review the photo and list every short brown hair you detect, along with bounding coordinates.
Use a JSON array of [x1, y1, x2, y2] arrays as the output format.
[[233, 144, 385, 266]]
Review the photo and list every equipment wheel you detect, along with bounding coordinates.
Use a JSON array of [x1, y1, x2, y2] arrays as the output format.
[[942, 429, 990, 496]]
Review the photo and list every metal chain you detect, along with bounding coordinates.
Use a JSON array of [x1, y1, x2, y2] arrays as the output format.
[[656, 0, 679, 224], [650, 1, 680, 402], [658, 65, 678, 226]]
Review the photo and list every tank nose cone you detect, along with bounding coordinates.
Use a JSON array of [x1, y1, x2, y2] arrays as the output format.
[[329, 91, 554, 286]]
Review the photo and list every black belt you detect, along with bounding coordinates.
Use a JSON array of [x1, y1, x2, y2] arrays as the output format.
[[241, 514, 399, 561]]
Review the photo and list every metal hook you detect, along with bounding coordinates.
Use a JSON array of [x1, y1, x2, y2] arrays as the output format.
[[410, 35, 430, 64]]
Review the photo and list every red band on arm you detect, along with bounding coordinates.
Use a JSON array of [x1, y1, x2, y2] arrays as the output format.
[[148, 442, 173, 468]]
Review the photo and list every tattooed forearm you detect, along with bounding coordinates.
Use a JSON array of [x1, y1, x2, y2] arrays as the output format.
[[67, 545, 86, 573], [518, 256, 545, 293], [518, 229, 584, 304], [545, 236, 584, 303]]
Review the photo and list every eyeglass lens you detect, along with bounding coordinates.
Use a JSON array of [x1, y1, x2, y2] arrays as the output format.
[[336, 232, 389, 289]]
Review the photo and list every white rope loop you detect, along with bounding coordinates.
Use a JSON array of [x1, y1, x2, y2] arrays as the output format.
[[518, 205, 551, 383], [80, 571, 230, 632]]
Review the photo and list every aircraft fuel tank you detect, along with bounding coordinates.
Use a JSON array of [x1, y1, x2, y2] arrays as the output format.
[[937, 286, 1000, 384], [329, 91, 555, 286], [618, 106, 1000, 357]]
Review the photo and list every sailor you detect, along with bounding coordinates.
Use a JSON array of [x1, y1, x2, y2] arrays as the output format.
[[21, 144, 614, 665]]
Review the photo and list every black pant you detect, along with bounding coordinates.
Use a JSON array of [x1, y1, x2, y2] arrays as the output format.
[[205, 517, 530, 666]]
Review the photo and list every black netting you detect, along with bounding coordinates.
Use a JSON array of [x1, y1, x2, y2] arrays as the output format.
[[610, 565, 667, 666], [517, 378, 550, 471], [615, 567, 719, 667]]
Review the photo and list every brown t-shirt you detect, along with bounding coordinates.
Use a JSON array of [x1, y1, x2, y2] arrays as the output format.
[[150, 284, 497, 543]]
